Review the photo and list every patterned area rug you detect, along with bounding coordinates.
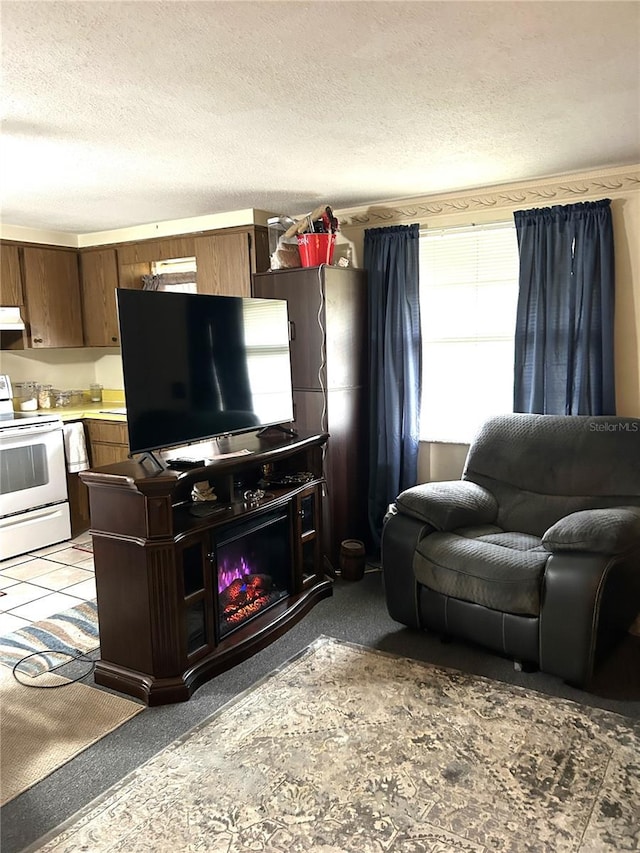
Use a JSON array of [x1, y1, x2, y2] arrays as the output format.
[[24, 636, 639, 852], [0, 600, 98, 676]]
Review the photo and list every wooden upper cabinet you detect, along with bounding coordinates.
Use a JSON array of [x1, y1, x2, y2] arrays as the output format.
[[117, 237, 197, 291], [194, 232, 251, 296], [0, 244, 24, 306], [114, 227, 268, 296], [117, 260, 151, 292], [80, 249, 121, 347], [22, 247, 84, 347], [117, 236, 196, 266]]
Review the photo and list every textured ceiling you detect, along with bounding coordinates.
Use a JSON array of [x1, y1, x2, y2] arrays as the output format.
[[1, 1, 639, 234]]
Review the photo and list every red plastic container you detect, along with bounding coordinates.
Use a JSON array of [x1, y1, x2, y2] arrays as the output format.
[[297, 233, 336, 267]]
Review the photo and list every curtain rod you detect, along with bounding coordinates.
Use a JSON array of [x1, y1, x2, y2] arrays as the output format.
[[419, 219, 514, 236]]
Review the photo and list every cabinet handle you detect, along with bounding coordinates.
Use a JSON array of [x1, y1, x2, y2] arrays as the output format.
[[33, 337, 43, 343], [206, 552, 215, 562], [288, 320, 296, 341], [111, 336, 118, 342]]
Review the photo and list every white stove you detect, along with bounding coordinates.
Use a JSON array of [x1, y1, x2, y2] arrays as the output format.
[[0, 374, 71, 561], [0, 410, 62, 427]]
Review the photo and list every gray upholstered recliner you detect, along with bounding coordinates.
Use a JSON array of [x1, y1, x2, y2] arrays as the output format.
[[381, 414, 640, 687]]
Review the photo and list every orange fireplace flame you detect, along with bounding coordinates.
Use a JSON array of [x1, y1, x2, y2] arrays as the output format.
[[219, 573, 276, 626]]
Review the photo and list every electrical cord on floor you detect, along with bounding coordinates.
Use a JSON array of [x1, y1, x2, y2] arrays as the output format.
[[12, 650, 96, 688]]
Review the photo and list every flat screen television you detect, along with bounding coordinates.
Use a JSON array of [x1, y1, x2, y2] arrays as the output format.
[[116, 289, 295, 455]]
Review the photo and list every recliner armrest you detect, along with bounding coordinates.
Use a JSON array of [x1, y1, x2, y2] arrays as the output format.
[[542, 506, 640, 555], [395, 480, 498, 531]]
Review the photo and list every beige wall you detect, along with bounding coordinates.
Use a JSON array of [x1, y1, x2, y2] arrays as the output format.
[[336, 165, 640, 482], [0, 348, 125, 405], [0, 348, 112, 389]]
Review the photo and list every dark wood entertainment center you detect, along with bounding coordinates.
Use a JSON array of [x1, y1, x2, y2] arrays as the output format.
[[79, 430, 332, 706]]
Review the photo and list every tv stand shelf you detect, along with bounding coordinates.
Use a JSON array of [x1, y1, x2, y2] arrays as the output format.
[[79, 430, 331, 705]]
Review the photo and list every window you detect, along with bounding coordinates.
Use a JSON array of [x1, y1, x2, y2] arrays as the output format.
[[143, 257, 197, 293], [419, 222, 519, 444]]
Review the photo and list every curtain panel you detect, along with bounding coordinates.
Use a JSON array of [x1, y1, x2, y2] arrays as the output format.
[[364, 223, 421, 547], [513, 199, 616, 415]]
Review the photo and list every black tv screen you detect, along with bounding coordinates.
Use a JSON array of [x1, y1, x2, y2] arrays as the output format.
[[116, 289, 295, 454]]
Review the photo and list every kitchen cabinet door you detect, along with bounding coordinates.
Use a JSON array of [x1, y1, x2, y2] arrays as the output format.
[[86, 420, 129, 467], [22, 247, 84, 347], [0, 244, 23, 306], [117, 236, 197, 292], [80, 249, 121, 346], [194, 232, 251, 296], [117, 236, 196, 266]]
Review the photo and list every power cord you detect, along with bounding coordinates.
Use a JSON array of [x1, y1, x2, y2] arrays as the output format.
[[12, 650, 96, 688], [316, 266, 329, 498]]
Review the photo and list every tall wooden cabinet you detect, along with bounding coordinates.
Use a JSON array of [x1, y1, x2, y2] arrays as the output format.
[[253, 265, 369, 567]]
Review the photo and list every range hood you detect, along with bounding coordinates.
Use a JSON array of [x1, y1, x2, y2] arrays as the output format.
[[0, 307, 26, 331]]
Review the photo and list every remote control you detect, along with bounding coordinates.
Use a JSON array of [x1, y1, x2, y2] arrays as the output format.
[[166, 458, 206, 469]]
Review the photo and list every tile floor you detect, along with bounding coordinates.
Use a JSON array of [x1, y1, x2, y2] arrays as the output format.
[[0, 534, 96, 636]]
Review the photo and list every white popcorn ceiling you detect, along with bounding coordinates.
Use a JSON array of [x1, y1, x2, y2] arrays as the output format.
[[1, 0, 638, 234]]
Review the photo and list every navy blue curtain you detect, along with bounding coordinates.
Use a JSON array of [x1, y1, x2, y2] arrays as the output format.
[[513, 199, 616, 415], [364, 223, 421, 547]]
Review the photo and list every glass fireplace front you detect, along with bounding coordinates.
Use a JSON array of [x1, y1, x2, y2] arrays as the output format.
[[215, 510, 291, 639]]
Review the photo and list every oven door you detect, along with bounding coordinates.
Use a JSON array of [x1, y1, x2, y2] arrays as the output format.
[[0, 420, 68, 517]]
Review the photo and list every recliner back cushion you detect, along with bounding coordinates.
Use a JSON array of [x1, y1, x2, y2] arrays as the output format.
[[462, 414, 640, 537]]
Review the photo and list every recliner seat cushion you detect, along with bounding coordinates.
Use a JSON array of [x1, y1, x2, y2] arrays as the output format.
[[414, 528, 549, 616], [456, 526, 543, 551]]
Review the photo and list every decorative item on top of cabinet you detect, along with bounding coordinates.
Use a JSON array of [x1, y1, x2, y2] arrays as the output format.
[[0, 243, 23, 306], [21, 246, 84, 347], [79, 248, 121, 347]]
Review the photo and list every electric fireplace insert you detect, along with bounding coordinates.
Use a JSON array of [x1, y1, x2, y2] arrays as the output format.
[[214, 510, 291, 639]]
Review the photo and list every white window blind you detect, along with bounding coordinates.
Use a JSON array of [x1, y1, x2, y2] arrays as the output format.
[[242, 299, 293, 423], [419, 222, 519, 444]]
